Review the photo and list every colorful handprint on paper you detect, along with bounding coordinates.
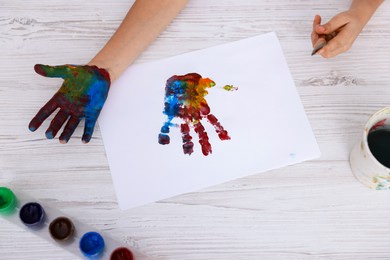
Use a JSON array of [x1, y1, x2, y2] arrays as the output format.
[[29, 64, 110, 143], [158, 73, 236, 156]]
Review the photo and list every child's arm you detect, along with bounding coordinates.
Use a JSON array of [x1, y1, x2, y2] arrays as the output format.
[[89, 0, 188, 81], [311, 0, 383, 58], [29, 0, 188, 143]]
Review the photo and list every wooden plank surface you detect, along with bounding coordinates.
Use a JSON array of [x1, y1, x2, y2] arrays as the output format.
[[1, 0, 390, 259]]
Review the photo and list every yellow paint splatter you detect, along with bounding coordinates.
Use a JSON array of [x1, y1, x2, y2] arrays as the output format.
[[223, 85, 238, 91]]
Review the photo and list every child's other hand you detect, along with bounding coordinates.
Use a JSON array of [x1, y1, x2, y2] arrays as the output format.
[[29, 64, 110, 144], [311, 12, 365, 58]]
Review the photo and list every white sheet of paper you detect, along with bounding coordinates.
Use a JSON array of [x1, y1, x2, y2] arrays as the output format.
[[98, 32, 320, 210]]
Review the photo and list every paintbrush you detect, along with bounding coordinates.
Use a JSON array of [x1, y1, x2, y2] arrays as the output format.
[[311, 31, 338, 56], [311, 37, 327, 56]]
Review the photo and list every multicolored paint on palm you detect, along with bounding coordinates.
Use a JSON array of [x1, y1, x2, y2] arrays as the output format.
[[29, 64, 110, 143], [158, 73, 236, 156]]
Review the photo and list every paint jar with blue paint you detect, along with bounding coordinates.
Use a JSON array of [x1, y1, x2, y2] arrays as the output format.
[[79, 231, 105, 258]]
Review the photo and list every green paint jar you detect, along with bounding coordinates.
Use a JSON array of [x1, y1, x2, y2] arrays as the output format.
[[0, 187, 16, 215]]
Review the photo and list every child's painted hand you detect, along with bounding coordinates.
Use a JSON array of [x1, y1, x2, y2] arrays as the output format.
[[311, 12, 365, 58], [29, 64, 110, 143]]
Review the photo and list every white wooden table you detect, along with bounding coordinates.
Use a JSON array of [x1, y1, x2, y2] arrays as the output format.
[[1, 1, 390, 259]]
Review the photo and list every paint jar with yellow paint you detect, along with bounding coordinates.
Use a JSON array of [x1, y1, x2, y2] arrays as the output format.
[[350, 107, 390, 190]]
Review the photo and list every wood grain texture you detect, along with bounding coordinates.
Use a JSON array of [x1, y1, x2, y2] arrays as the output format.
[[1, 0, 390, 259]]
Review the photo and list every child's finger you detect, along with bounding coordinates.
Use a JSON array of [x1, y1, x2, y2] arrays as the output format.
[[311, 15, 322, 45], [59, 116, 81, 144], [34, 64, 72, 79], [311, 31, 317, 46], [82, 118, 97, 143], [29, 96, 59, 132], [45, 110, 69, 139], [316, 12, 349, 35], [313, 15, 321, 29]]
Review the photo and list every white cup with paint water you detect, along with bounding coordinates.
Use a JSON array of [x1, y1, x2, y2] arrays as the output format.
[[350, 107, 390, 190]]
